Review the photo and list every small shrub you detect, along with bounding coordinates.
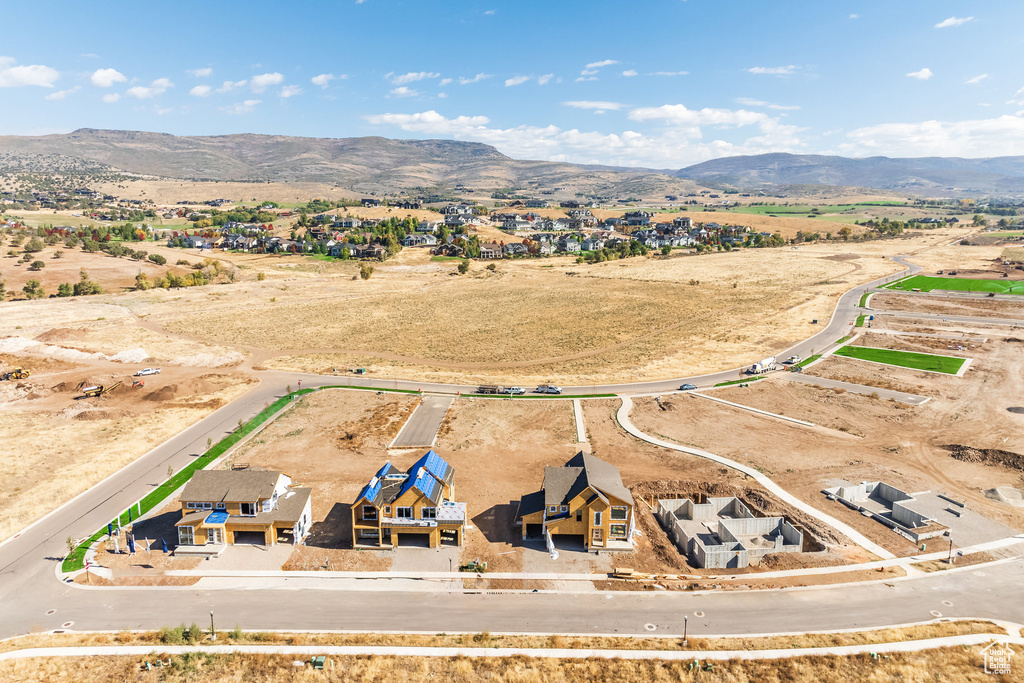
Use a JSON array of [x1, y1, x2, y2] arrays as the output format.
[[148, 253, 167, 266], [486, 263, 496, 271], [257, 272, 266, 281], [160, 624, 185, 645], [359, 264, 374, 280], [230, 626, 243, 640], [176, 259, 190, 266], [457, 260, 470, 275]]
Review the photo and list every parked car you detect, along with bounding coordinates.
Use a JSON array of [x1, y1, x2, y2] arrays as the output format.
[[135, 368, 161, 376], [679, 383, 697, 391], [501, 386, 526, 395], [785, 355, 801, 365], [535, 385, 562, 394]]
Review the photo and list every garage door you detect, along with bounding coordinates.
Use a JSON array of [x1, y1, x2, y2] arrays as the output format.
[[233, 531, 267, 545]]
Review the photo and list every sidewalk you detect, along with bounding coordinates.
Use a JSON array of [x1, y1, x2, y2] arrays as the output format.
[[2, 634, 1022, 662]]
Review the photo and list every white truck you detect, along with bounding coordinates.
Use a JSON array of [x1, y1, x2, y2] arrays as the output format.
[[748, 356, 777, 374]]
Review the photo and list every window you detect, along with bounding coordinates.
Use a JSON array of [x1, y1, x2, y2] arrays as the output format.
[[559, 505, 568, 513], [610, 506, 628, 521], [610, 524, 627, 539], [576, 511, 582, 522], [384, 506, 391, 516], [362, 505, 377, 521], [397, 507, 413, 519], [593, 511, 602, 526], [216, 503, 225, 510], [239, 502, 256, 516], [186, 502, 212, 510], [421, 507, 436, 520], [178, 526, 194, 545], [548, 506, 557, 514]]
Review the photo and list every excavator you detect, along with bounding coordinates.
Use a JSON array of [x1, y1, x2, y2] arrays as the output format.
[[0, 367, 30, 381], [78, 381, 121, 399]]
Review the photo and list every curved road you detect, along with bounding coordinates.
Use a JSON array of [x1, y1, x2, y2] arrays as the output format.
[[14, 255, 1021, 644]]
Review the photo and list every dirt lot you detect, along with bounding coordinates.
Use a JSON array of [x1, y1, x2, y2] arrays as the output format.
[[873, 292, 1024, 319], [0, 360, 255, 541]]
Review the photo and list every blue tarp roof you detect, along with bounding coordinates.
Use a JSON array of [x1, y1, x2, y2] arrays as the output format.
[[205, 511, 229, 525]]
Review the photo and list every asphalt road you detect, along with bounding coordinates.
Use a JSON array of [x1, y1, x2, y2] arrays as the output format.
[[390, 396, 453, 448], [20, 254, 1024, 641]]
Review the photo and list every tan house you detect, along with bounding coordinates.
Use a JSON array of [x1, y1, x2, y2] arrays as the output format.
[[517, 452, 634, 552], [174, 468, 312, 553], [351, 450, 467, 548]]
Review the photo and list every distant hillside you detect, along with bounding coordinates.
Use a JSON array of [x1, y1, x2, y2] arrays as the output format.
[[676, 153, 1024, 196], [0, 128, 697, 198]]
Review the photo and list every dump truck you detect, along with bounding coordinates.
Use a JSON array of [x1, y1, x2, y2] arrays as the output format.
[[477, 385, 500, 394], [747, 356, 777, 374], [79, 381, 121, 398], [1, 367, 30, 381]]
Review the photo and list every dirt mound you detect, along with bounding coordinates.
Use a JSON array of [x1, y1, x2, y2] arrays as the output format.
[[986, 487, 1024, 508], [34, 328, 87, 343], [142, 384, 179, 402], [941, 444, 1024, 472]]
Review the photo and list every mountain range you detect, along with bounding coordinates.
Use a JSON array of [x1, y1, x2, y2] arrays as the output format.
[[1, 129, 1023, 197]]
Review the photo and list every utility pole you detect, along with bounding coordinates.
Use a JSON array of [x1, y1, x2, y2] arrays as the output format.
[[210, 610, 216, 639], [683, 615, 688, 647]]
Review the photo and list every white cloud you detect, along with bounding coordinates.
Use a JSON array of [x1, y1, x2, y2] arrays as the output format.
[[387, 71, 440, 85], [90, 68, 126, 88], [280, 85, 302, 98], [365, 108, 804, 168], [224, 99, 261, 114], [437, 92, 447, 98], [622, 70, 638, 77], [46, 86, 79, 101], [735, 97, 800, 111], [538, 73, 554, 85], [564, 100, 625, 111], [250, 72, 283, 92], [81, 53, 99, 59], [439, 78, 453, 86], [0, 57, 59, 88], [906, 67, 933, 81], [126, 77, 172, 99], [584, 59, 618, 70], [849, 13, 859, 19], [312, 73, 336, 87], [189, 85, 211, 97], [747, 65, 798, 76], [842, 114, 1024, 157], [575, 76, 597, 83], [1008, 87, 1024, 106], [484, 9, 495, 14], [935, 16, 972, 29], [102, 93, 120, 103], [217, 79, 247, 93], [458, 73, 490, 85], [187, 67, 213, 77], [652, 71, 689, 77], [629, 103, 768, 128], [505, 75, 530, 87], [389, 86, 418, 97], [965, 73, 990, 85]]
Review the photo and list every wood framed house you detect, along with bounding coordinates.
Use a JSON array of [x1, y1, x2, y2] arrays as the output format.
[[351, 451, 466, 548], [517, 452, 634, 552], [174, 469, 312, 554]]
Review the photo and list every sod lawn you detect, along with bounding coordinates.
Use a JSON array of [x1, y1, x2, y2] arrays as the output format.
[[833, 345, 967, 374], [885, 275, 1024, 295]]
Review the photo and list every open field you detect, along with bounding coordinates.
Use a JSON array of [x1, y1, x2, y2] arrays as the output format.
[[832, 345, 968, 374], [887, 275, 1024, 295]]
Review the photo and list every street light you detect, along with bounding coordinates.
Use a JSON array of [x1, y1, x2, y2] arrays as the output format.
[[210, 610, 215, 640], [683, 615, 688, 647]]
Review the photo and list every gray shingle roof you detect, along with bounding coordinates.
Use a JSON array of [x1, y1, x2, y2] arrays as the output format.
[[539, 452, 633, 507], [180, 469, 281, 504]]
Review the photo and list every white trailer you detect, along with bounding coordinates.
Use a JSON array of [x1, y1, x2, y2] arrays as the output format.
[[748, 356, 777, 374]]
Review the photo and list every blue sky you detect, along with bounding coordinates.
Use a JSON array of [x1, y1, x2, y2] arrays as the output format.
[[3, 1, 1024, 168]]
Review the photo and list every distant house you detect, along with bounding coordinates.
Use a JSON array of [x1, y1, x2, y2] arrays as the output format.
[[503, 242, 528, 256], [559, 238, 581, 252], [443, 204, 474, 215], [503, 217, 534, 232], [175, 469, 312, 552], [416, 220, 439, 233], [432, 243, 464, 257], [361, 198, 381, 207], [538, 243, 555, 256], [402, 234, 437, 247], [479, 242, 503, 259], [517, 452, 634, 552], [333, 217, 362, 229], [351, 450, 467, 548], [525, 199, 548, 208]]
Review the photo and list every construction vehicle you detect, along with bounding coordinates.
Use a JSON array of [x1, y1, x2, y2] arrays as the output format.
[[79, 381, 121, 398], [747, 356, 777, 375], [1, 367, 30, 381], [477, 385, 500, 394], [132, 379, 145, 389]]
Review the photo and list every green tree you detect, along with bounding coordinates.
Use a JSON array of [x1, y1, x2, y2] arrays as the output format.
[[57, 282, 73, 297], [23, 237, 44, 253], [457, 259, 470, 275], [147, 253, 166, 265], [29, 260, 45, 270], [22, 279, 45, 299], [135, 272, 152, 290], [73, 269, 102, 296], [660, 245, 672, 255]]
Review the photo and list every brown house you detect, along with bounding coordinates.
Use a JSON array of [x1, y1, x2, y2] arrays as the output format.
[[517, 452, 634, 552]]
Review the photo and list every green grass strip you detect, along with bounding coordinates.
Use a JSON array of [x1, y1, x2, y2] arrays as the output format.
[[794, 354, 822, 369], [320, 384, 423, 394], [714, 376, 766, 388], [835, 335, 854, 344], [832, 346, 966, 374], [858, 292, 870, 308], [61, 389, 314, 573], [855, 315, 867, 327], [884, 275, 1024, 295]]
